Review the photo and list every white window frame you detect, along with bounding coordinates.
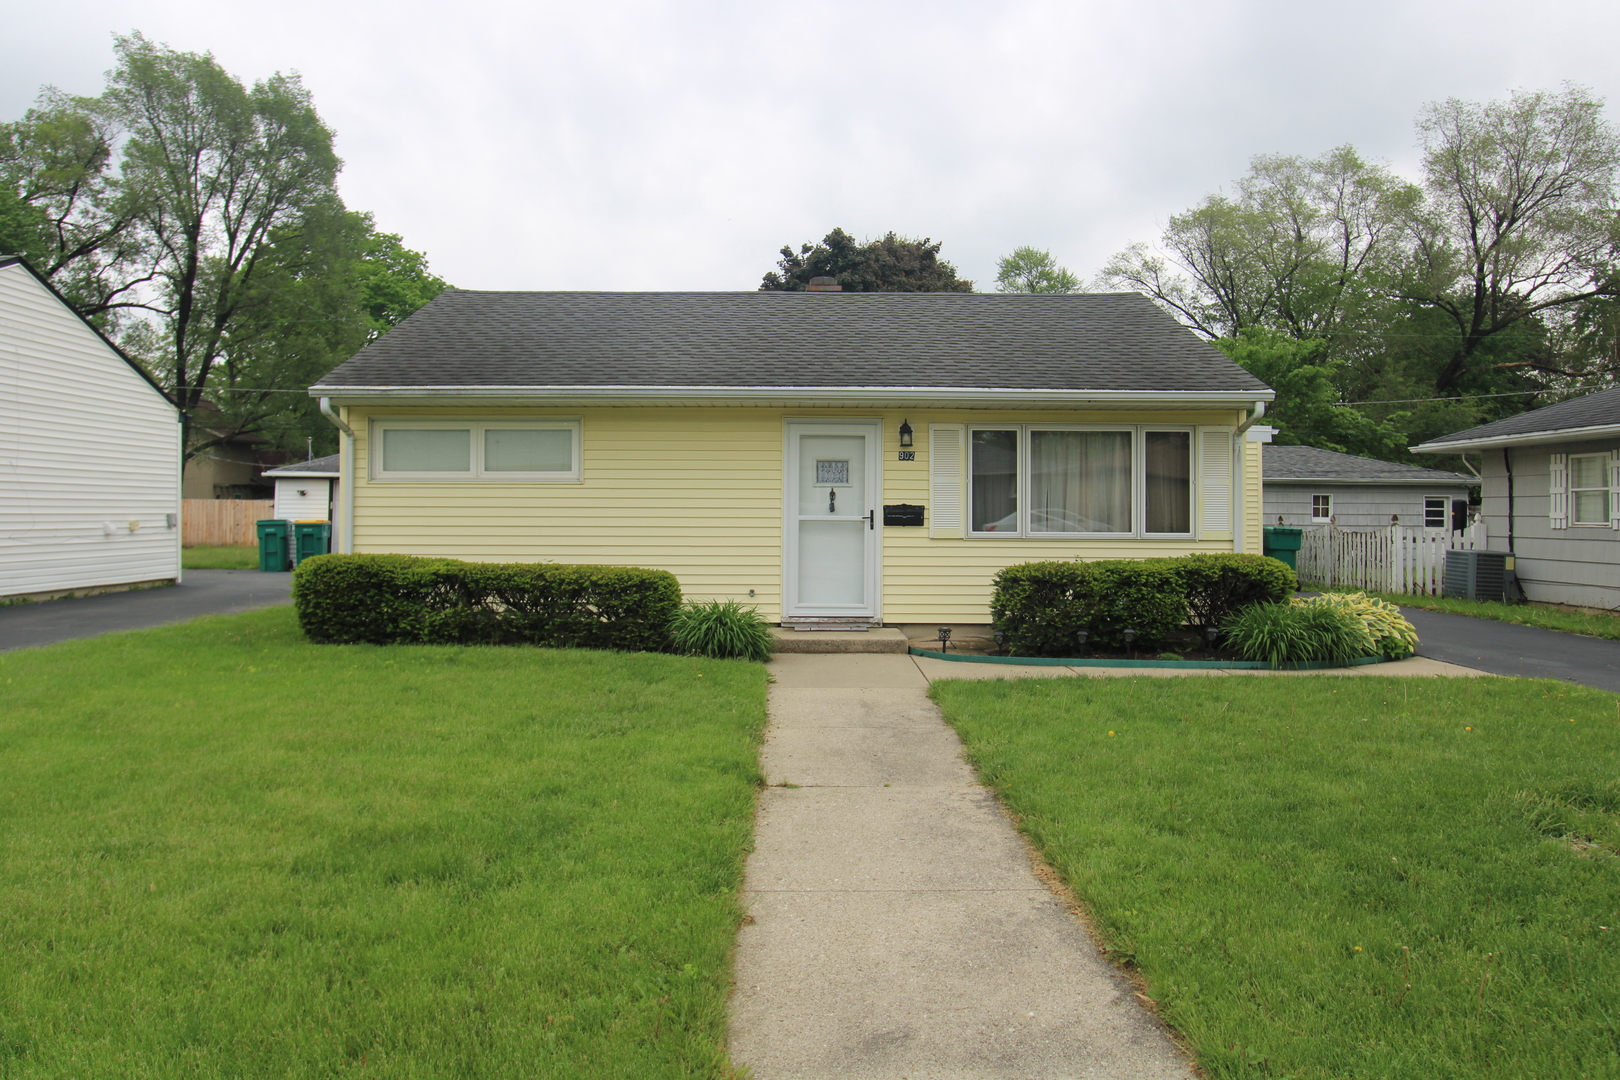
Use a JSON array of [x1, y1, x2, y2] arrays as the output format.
[[370, 418, 582, 482], [1423, 496, 1448, 530], [965, 424, 1195, 539], [1568, 452, 1610, 526], [1311, 493, 1332, 523]]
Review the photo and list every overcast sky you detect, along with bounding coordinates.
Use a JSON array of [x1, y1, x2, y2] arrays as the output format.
[[7, 0, 1620, 292]]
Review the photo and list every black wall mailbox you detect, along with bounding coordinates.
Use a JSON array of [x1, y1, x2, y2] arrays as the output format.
[[883, 504, 925, 527]]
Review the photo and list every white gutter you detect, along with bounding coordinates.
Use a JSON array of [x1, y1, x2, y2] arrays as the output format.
[[1412, 420, 1620, 453], [318, 397, 356, 554], [309, 385, 1275, 407], [1231, 402, 1265, 553]]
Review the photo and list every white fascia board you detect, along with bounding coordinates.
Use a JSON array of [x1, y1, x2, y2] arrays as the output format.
[[1264, 477, 1476, 486], [309, 385, 1276, 408], [1412, 422, 1620, 453]]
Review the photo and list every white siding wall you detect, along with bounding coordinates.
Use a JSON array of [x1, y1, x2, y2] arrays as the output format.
[[273, 478, 332, 521], [0, 263, 181, 597]]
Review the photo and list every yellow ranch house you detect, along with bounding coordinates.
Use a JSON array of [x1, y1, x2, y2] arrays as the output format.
[[308, 290, 1275, 626]]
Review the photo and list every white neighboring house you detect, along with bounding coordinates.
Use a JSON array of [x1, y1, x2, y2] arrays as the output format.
[[1263, 444, 1476, 530], [1, 256, 182, 600], [263, 454, 339, 524]]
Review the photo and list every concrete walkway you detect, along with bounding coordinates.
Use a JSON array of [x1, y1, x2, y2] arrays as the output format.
[[0, 569, 293, 652], [728, 649, 1486, 1079], [729, 652, 1198, 1080]]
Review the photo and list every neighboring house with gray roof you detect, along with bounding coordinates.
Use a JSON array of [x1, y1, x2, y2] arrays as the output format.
[[1414, 385, 1620, 610], [1262, 444, 1475, 531], [307, 289, 1275, 626]]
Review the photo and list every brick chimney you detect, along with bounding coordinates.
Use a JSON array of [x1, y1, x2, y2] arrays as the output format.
[[805, 276, 842, 292]]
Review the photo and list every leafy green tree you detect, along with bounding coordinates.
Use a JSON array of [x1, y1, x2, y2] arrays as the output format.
[[761, 227, 973, 291], [0, 89, 144, 322], [355, 226, 448, 341], [994, 246, 1080, 293], [1098, 146, 1416, 342], [1399, 86, 1620, 393], [1215, 330, 1408, 459]]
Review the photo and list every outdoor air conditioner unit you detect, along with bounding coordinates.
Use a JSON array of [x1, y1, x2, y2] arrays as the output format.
[[1444, 549, 1513, 602]]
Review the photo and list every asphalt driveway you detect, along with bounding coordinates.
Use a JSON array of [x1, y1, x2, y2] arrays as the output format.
[[0, 569, 294, 653], [1401, 605, 1620, 693]]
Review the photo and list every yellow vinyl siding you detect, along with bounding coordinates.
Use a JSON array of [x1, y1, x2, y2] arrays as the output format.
[[343, 404, 1263, 624]]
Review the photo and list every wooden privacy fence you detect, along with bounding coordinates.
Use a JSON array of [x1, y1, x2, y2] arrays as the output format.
[[182, 499, 272, 547], [1298, 523, 1486, 595]]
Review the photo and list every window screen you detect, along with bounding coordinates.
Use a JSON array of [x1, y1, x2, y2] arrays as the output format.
[[971, 430, 1019, 531], [1144, 431, 1191, 533]]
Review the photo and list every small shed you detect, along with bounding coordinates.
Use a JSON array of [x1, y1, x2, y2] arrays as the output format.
[[1, 256, 181, 601], [263, 454, 340, 524], [1263, 445, 1475, 530]]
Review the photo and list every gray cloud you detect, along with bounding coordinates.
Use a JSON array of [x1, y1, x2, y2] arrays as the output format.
[[5, 0, 1620, 291]]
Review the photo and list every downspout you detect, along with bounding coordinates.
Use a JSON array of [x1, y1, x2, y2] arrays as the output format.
[[1502, 447, 1514, 555], [319, 397, 355, 554], [1231, 401, 1267, 553]]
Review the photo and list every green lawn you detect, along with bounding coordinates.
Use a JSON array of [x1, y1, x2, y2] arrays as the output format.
[[932, 675, 1620, 1080], [0, 607, 767, 1078], [1343, 588, 1620, 641], [182, 544, 260, 569]]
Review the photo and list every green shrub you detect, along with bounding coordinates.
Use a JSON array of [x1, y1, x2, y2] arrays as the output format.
[[292, 554, 682, 651], [1168, 553, 1297, 627], [670, 599, 776, 662], [1293, 592, 1418, 658], [1221, 601, 1375, 666], [991, 560, 1186, 656]]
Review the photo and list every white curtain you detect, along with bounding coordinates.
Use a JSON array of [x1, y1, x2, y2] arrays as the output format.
[[1029, 430, 1130, 532]]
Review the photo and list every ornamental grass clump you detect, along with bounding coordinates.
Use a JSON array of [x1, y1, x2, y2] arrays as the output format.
[[1293, 591, 1418, 658], [1222, 601, 1374, 667], [670, 599, 776, 662]]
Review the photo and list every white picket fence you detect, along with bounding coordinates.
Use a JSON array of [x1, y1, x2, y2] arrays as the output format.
[[1297, 523, 1486, 595]]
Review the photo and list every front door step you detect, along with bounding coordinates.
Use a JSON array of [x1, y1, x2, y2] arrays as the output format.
[[770, 626, 908, 654]]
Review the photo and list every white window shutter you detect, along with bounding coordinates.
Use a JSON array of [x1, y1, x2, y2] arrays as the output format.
[[1198, 427, 1234, 540], [1549, 452, 1568, 530], [929, 424, 965, 537], [1610, 450, 1620, 530]]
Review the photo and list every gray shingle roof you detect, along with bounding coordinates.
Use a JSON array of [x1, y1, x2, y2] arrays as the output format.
[[311, 290, 1271, 394], [1416, 384, 1620, 448], [1264, 445, 1473, 484], [263, 454, 340, 477]]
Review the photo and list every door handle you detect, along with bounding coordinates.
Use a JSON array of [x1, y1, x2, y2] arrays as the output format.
[[865, 510, 875, 530]]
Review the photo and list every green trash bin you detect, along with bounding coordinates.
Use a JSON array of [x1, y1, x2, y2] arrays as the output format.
[[256, 519, 291, 572], [1262, 526, 1303, 572], [292, 520, 331, 566]]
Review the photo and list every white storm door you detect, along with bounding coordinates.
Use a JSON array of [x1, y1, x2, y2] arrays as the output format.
[[784, 421, 881, 619]]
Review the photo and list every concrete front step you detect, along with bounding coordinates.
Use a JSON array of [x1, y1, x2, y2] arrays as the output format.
[[771, 626, 909, 654]]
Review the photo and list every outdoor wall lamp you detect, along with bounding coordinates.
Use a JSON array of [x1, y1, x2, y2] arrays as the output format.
[[898, 420, 914, 448], [937, 626, 952, 652]]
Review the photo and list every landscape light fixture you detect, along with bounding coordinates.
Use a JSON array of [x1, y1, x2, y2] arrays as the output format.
[[1122, 627, 1138, 658], [993, 628, 1006, 653], [1076, 629, 1089, 648], [1205, 625, 1220, 647], [937, 626, 952, 652], [898, 420, 914, 448]]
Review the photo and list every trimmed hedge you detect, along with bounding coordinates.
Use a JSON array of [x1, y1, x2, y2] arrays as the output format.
[[292, 554, 682, 651], [991, 553, 1297, 658]]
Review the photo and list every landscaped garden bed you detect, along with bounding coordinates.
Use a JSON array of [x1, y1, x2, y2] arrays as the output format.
[[933, 674, 1620, 1080], [0, 606, 767, 1077]]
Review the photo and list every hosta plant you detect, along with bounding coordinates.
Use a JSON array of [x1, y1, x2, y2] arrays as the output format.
[[1294, 592, 1419, 659]]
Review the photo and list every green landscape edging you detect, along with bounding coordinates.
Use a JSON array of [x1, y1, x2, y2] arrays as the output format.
[[907, 648, 1390, 671]]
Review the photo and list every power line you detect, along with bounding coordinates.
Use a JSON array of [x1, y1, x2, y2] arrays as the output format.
[[1333, 384, 1613, 406]]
